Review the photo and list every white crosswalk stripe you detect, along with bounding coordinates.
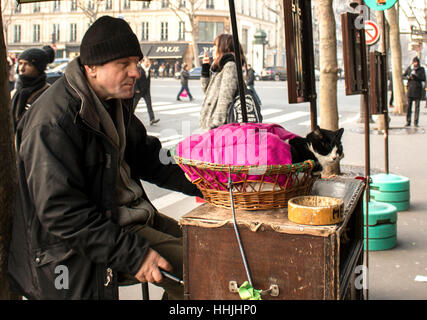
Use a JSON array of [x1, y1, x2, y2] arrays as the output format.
[[160, 106, 201, 115], [263, 111, 309, 124]]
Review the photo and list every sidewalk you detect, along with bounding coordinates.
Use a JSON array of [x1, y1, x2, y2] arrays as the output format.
[[120, 106, 427, 300], [342, 107, 427, 300]]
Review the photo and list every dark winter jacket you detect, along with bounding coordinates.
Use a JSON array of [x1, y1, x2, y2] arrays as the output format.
[[246, 68, 255, 87], [403, 65, 426, 99], [134, 64, 151, 96], [8, 58, 200, 300], [10, 73, 50, 130], [180, 69, 189, 86]]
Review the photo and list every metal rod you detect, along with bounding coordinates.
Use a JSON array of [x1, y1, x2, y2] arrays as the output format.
[[161, 270, 184, 286], [360, 3, 370, 301], [382, 10, 389, 174], [310, 99, 317, 131], [228, 0, 248, 123], [228, 173, 253, 287]]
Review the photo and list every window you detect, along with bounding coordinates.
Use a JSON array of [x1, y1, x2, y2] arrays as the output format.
[[105, 0, 112, 10], [70, 23, 77, 42], [53, 24, 60, 43], [14, 3, 21, 13], [33, 24, 40, 43], [141, 1, 150, 8], [161, 22, 168, 41], [53, 0, 60, 12], [33, 2, 40, 13], [178, 21, 185, 40], [179, 0, 186, 8], [161, 0, 168, 8], [141, 22, 149, 41], [206, 0, 214, 9], [71, 0, 77, 11], [241, 28, 248, 54], [87, 0, 94, 10], [123, 0, 130, 9], [198, 21, 224, 42], [14, 25, 21, 43]]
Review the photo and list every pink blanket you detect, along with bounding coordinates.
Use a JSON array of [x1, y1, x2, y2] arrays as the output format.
[[176, 123, 299, 190]]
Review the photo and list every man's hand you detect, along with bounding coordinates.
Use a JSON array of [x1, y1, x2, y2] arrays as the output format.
[[134, 248, 173, 283]]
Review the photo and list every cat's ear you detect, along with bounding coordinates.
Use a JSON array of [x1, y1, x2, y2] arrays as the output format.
[[313, 125, 323, 138], [336, 128, 344, 140]]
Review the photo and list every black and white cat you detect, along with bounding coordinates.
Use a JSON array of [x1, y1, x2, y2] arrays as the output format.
[[289, 126, 344, 175]]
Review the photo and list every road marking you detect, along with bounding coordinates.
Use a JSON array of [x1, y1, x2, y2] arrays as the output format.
[[260, 108, 282, 116], [160, 106, 201, 115], [263, 111, 309, 124], [150, 192, 189, 210], [340, 114, 359, 125]]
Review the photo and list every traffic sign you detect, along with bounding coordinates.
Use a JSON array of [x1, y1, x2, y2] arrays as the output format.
[[365, 20, 380, 46], [364, 0, 398, 11]]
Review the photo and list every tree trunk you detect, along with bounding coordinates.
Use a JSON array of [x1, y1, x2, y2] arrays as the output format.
[[317, 0, 338, 131], [317, 0, 340, 176], [0, 7, 19, 300], [386, 6, 406, 115]]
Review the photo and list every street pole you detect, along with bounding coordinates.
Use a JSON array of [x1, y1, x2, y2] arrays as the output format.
[[382, 11, 390, 174], [228, 0, 248, 123]]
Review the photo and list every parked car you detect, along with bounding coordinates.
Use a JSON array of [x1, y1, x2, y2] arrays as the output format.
[[261, 66, 287, 81], [47, 58, 70, 71], [175, 67, 202, 80], [46, 62, 68, 84], [254, 71, 261, 81]]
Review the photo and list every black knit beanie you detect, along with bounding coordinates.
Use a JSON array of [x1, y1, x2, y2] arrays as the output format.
[[18, 45, 55, 73], [80, 16, 143, 65]]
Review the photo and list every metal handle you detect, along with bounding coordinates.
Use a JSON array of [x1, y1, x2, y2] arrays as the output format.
[[229, 281, 279, 297]]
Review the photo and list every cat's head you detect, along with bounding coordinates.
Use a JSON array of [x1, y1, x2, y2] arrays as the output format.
[[307, 126, 344, 168]]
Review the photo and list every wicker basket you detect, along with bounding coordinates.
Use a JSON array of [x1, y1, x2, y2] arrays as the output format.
[[174, 155, 318, 211]]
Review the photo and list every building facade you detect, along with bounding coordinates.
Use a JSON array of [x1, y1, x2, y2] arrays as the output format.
[[3, 0, 281, 73]]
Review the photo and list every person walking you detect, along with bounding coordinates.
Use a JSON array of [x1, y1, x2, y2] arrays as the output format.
[[10, 45, 55, 130], [176, 63, 193, 101], [246, 64, 261, 105], [199, 33, 247, 131], [403, 56, 426, 127], [133, 57, 159, 125], [8, 16, 201, 300]]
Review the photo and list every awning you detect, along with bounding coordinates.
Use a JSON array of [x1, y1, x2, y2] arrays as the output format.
[[197, 43, 214, 57], [141, 43, 188, 59]]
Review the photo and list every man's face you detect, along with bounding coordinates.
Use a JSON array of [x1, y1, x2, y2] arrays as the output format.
[[85, 56, 140, 100], [413, 60, 419, 68], [18, 59, 39, 78]]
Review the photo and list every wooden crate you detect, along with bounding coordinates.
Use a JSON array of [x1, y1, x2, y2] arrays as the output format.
[[180, 178, 365, 300]]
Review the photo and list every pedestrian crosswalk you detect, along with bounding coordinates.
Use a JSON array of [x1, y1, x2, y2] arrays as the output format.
[[136, 100, 314, 125]]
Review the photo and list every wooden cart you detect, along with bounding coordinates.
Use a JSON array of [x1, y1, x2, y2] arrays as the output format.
[[180, 178, 365, 300]]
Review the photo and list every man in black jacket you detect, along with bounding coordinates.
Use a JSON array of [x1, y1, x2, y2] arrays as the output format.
[[245, 64, 261, 105], [133, 57, 159, 126], [11, 45, 55, 130], [403, 56, 426, 127], [8, 16, 201, 300]]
